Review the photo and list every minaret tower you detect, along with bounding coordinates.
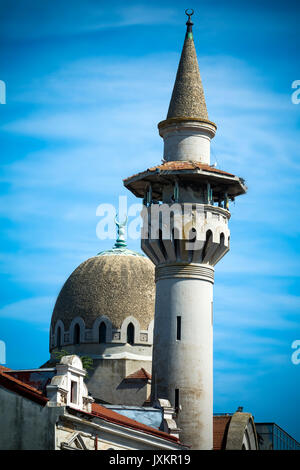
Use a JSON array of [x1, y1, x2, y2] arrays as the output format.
[[124, 11, 246, 450]]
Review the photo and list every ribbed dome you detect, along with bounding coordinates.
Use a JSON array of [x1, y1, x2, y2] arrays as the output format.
[[51, 253, 155, 331]]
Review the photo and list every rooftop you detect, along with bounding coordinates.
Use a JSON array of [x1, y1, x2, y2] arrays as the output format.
[[124, 161, 246, 200], [0, 366, 181, 445], [125, 368, 152, 381]]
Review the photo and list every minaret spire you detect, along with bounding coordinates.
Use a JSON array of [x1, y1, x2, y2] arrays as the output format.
[[157, 11, 217, 164], [167, 9, 209, 121]]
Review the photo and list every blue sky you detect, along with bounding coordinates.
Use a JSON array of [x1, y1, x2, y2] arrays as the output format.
[[0, 0, 300, 441]]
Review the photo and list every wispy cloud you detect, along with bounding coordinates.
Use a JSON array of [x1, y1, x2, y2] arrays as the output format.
[[2, 0, 297, 42], [1, 54, 300, 283], [0, 297, 55, 325], [1, 1, 179, 40], [215, 283, 300, 329]]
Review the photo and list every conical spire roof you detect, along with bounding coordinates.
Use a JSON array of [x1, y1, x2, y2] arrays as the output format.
[[167, 12, 209, 121]]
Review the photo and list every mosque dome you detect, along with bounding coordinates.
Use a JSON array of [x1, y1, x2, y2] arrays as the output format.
[[50, 221, 155, 352]]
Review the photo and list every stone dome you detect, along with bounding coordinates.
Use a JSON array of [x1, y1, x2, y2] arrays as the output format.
[[50, 250, 155, 332]]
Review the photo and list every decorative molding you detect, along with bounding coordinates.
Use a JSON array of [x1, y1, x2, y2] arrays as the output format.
[[120, 316, 141, 345], [92, 316, 113, 343], [156, 263, 214, 283], [140, 333, 148, 342], [54, 320, 65, 348]]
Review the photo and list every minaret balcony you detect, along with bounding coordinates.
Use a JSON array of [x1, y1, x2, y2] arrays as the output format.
[[141, 203, 230, 268], [123, 161, 246, 203]]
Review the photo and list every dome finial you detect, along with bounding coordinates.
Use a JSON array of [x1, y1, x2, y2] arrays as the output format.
[[97, 215, 144, 257], [114, 214, 127, 248]]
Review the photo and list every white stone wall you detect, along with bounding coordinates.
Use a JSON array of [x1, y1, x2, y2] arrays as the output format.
[[152, 271, 214, 449], [0, 386, 60, 450], [159, 121, 216, 164]]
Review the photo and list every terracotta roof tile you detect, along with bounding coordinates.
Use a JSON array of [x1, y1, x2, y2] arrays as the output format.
[[125, 368, 152, 381], [149, 161, 234, 176], [213, 415, 232, 450], [124, 161, 235, 183], [5, 370, 55, 394], [0, 369, 48, 406], [0, 367, 233, 449], [0, 369, 177, 444]]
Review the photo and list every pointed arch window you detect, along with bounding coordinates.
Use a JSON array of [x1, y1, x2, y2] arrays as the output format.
[[74, 323, 80, 345], [127, 323, 135, 345], [99, 322, 107, 343], [57, 326, 61, 349]]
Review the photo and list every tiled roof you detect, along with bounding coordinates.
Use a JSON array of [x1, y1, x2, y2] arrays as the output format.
[[0, 367, 181, 446], [5, 369, 55, 394], [0, 366, 230, 449], [125, 368, 152, 381], [0, 368, 48, 406], [124, 161, 235, 183], [90, 403, 181, 444], [213, 415, 232, 450], [148, 161, 234, 176]]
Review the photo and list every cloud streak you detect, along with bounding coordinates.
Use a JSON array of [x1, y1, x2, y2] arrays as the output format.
[[0, 297, 55, 325], [1, 1, 179, 40]]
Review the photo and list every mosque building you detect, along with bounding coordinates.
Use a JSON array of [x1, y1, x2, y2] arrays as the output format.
[[0, 11, 298, 451], [48, 220, 155, 408]]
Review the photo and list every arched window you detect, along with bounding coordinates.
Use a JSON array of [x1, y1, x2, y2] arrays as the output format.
[[74, 323, 80, 345], [57, 326, 61, 349], [127, 323, 135, 345], [203, 229, 213, 261], [99, 322, 106, 343]]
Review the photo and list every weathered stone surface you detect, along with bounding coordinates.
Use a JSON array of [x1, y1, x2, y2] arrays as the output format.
[[225, 412, 258, 450], [51, 254, 155, 330], [167, 32, 209, 121]]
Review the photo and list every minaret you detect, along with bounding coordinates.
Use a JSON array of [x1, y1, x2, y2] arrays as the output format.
[[124, 11, 246, 450]]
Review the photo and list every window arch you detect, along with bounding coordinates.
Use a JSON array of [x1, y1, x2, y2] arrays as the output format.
[[57, 326, 61, 349], [127, 323, 135, 345], [74, 323, 80, 345], [99, 322, 106, 343], [203, 229, 213, 261]]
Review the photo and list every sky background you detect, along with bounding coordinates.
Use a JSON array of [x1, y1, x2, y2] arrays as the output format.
[[0, 0, 299, 442]]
